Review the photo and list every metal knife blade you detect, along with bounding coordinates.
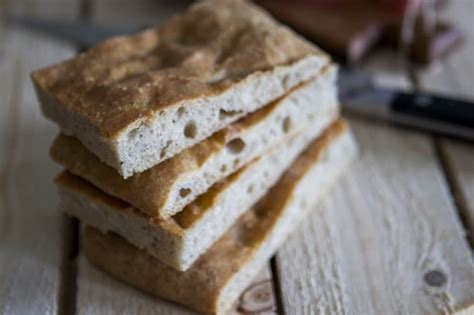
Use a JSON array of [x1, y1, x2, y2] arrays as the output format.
[[6, 16, 141, 47], [339, 68, 474, 141]]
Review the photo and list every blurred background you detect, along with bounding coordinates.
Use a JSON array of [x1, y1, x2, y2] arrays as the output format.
[[3, 0, 473, 139]]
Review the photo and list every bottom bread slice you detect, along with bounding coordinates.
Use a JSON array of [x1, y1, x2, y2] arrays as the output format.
[[82, 120, 357, 314], [56, 108, 337, 271]]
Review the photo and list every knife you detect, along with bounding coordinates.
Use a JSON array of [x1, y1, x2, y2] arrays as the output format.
[[9, 16, 474, 141], [5, 15, 143, 47], [339, 68, 474, 141]]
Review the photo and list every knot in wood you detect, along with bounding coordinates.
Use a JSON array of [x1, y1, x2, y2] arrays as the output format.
[[238, 280, 274, 313], [424, 270, 447, 287]]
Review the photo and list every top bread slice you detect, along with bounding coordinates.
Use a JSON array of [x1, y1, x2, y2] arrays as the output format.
[[31, 0, 330, 178], [50, 68, 338, 219]]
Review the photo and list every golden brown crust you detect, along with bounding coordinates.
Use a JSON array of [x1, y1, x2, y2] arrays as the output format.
[[81, 119, 349, 313], [31, 0, 320, 137]]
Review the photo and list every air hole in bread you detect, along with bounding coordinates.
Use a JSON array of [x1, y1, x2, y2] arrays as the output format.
[[177, 107, 186, 118], [230, 225, 245, 245], [160, 149, 166, 159], [160, 141, 172, 159], [184, 121, 197, 139], [220, 164, 227, 173], [233, 212, 258, 246], [282, 116, 292, 133], [233, 159, 240, 168], [226, 138, 245, 154], [219, 109, 242, 120], [308, 113, 315, 120], [247, 184, 254, 194], [179, 188, 192, 198], [128, 127, 140, 140], [253, 203, 267, 218]]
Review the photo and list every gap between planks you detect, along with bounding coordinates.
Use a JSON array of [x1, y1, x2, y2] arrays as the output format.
[[270, 256, 286, 315], [58, 216, 80, 315]]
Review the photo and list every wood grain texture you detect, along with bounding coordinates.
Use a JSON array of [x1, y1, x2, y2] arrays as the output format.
[[275, 119, 474, 314], [0, 1, 77, 314], [415, 0, 474, 248], [73, 1, 277, 313]]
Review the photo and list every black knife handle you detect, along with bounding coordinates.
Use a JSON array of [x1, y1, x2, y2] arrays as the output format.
[[391, 92, 474, 130]]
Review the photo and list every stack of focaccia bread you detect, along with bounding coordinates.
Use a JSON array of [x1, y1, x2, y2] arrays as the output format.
[[31, 0, 357, 313]]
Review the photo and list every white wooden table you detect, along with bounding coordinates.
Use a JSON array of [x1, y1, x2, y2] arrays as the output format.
[[0, 1, 473, 314]]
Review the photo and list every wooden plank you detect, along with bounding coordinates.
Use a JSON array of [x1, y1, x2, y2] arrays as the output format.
[[415, 0, 474, 246], [275, 118, 474, 314], [0, 1, 78, 314], [74, 1, 277, 313], [439, 140, 474, 246]]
